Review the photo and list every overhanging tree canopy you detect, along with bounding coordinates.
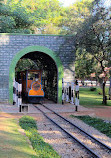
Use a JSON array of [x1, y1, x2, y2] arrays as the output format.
[[75, 0, 111, 104]]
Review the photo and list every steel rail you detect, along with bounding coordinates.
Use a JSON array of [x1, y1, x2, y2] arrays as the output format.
[[34, 104, 100, 158], [42, 104, 111, 152]]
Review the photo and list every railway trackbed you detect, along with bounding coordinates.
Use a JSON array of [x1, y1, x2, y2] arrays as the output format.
[[34, 104, 111, 158]]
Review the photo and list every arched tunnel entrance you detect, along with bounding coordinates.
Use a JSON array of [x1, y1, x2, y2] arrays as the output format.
[[9, 46, 63, 104], [15, 51, 58, 103]]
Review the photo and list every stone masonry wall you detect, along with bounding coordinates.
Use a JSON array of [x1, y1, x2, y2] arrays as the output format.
[[0, 34, 75, 102]]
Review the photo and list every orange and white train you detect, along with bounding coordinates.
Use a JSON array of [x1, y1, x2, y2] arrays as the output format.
[[20, 70, 44, 103]]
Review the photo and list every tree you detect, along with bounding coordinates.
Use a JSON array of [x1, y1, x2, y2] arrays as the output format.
[[75, 0, 111, 104], [58, 0, 93, 34], [75, 49, 96, 81], [5, 0, 63, 34], [0, 0, 15, 32], [108, 50, 111, 99], [0, 0, 34, 33], [15, 58, 38, 72]]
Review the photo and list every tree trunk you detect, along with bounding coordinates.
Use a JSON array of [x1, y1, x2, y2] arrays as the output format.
[[109, 77, 111, 100], [102, 81, 107, 105], [99, 61, 107, 105], [96, 79, 98, 86]]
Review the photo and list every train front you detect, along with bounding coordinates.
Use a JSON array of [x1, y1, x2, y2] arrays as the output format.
[[22, 70, 45, 103]]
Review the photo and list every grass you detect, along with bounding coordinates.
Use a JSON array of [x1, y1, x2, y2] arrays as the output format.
[[79, 87, 111, 107], [70, 115, 111, 138], [0, 114, 36, 158], [19, 115, 61, 158]]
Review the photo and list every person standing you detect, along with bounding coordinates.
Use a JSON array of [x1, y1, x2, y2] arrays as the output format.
[[75, 80, 79, 111]]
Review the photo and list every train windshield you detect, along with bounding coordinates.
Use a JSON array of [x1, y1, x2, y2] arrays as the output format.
[[28, 72, 40, 81]]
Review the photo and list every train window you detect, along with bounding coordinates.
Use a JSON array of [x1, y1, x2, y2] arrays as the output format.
[[28, 72, 40, 81], [35, 74, 39, 79]]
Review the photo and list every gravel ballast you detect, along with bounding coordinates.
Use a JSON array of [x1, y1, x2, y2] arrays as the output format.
[[34, 104, 111, 158], [36, 114, 91, 158]]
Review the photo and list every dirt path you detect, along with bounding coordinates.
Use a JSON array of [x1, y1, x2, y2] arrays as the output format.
[[92, 106, 111, 120]]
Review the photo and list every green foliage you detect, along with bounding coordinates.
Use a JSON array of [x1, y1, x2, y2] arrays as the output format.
[[59, 0, 93, 34], [75, 0, 110, 69], [75, 49, 96, 80], [90, 87, 96, 91], [19, 115, 61, 158], [11, 28, 32, 34], [19, 115, 37, 130], [0, 0, 3, 6], [0, 15, 15, 32], [15, 58, 38, 72], [74, 115, 111, 138], [74, 0, 110, 104], [26, 129, 61, 158], [4, 0, 63, 34], [12, 6, 33, 28], [0, 1, 34, 33]]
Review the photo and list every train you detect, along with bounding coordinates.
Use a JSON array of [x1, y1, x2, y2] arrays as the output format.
[[20, 70, 45, 103]]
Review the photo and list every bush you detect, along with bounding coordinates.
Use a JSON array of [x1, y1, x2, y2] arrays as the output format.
[[74, 115, 111, 138], [19, 115, 37, 130], [26, 129, 60, 158], [90, 87, 96, 91], [19, 116, 61, 158]]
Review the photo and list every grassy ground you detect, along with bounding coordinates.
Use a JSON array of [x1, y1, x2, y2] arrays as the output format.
[[79, 87, 111, 107], [70, 115, 111, 138], [19, 115, 61, 158], [0, 114, 36, 158]]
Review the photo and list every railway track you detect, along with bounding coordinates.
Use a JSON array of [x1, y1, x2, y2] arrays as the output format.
[[34, 104, 111, 158]]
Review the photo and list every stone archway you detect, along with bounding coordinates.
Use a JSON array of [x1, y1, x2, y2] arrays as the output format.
[[9, 45, 63, 104]]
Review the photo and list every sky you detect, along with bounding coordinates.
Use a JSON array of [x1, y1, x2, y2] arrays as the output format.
[[59, 0, 111, 7], [59, 0, 77, 6], [104, 0, 111, 7]]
